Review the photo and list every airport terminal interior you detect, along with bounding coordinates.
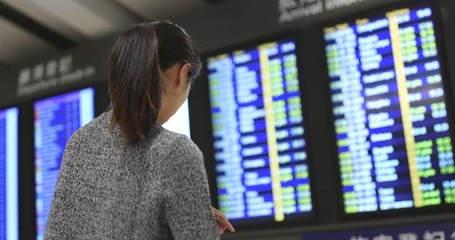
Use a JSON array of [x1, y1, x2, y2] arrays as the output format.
[[0, 0, 454, 239]]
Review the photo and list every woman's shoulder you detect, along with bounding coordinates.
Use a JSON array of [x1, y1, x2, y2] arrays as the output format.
[[158, 129, 208, 183], [158, 127, 199, 148], [157, 128, 203, 160], [65, 112, 111, 150]]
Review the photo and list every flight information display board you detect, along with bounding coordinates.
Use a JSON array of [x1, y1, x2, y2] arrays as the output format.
[[0, 107, 18, 240], [207, 38, 313, 223], [34, 88, 94, 239], [324, 5, 455, 214]]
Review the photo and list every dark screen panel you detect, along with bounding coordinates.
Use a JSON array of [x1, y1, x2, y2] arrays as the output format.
[[324, 4, 455, 214], [207, 38, 313, 224], [0, 107, 19, 240], [34, 88, 94, 240]]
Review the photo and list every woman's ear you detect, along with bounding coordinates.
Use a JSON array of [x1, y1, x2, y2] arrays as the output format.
[[177, 63, 191, 87]]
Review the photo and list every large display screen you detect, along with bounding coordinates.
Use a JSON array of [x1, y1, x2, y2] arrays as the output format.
[[0, 107, 18, 240], [34, 88, 94, 239], [207, 38, 313, 224], [162, 99, 191, 138], [324, 5, 455, 214]]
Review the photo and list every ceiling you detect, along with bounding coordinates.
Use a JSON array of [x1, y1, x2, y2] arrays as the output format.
[[0, 0, 223, 71]]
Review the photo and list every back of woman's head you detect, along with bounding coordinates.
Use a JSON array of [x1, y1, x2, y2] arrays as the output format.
[[108, 20, 201, 145]]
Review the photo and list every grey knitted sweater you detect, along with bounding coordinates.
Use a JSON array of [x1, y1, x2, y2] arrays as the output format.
[[44, 112, 220, 240]]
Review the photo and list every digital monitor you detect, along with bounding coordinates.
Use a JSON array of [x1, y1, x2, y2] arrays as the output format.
[[34, 88, 94, 239], [0, 107, 19, 240], [162, 99, 191, 138], [207, 38, 313, 224], [324, 4, 455, 214]]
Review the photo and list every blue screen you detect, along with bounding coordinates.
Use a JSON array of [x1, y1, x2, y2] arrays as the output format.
[[0, 107, 19, 240], [324, 6, 455, 214], [34, 88, 94, 239], [207, 39, 313, 223]]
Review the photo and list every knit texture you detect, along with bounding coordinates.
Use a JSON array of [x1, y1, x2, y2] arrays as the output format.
[[44, 112, 219, 240]]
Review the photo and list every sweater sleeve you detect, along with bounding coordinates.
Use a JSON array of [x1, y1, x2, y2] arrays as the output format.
[[163, 135, 220, 240]]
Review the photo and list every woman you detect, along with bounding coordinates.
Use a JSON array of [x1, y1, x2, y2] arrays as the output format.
[[45, 21, 233, 239]]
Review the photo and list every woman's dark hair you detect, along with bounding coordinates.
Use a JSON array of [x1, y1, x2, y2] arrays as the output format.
[[108, 20, 202, 145]]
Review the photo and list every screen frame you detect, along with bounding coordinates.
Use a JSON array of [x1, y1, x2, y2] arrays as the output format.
[[319, 0, 455, 221], [191, 30, 318, 231]]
